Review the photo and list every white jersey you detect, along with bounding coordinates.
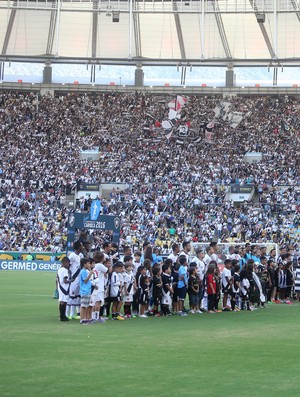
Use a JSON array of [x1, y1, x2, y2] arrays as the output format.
[[193, 257, 206, 281], [89, 269, 100, 306], [68, 251, 83, 298], [211, 253, 220, 263], [221, 267, 232, 288], [167, 252, 178, 264], [178, 250, 190, 264], [294, 267, 300, 293], [103, 251, 111, 263], [228, 253, 241, 262], [241, 278, 250, 296], [57, 267, 70, 302], [203, 254, 212, 267], [91, 269, 100, 294], [109, 271, 121, 297], [57, 267, 69, 289], [94, 262, 108, 292], [123, 271, 135, 302], [68, 251, 82, 279], [132, 261, 141, 276]]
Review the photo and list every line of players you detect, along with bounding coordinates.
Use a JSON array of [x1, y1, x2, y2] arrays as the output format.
[[56, 240, 278, 323]]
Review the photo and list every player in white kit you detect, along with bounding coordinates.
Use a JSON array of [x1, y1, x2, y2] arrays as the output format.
[[66, 241, 83, 319], [57, 257, 72, 321], [92, 251, 110, 322]]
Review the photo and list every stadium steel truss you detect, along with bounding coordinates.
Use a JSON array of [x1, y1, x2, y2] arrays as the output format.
[[0, 0, 300, 68]]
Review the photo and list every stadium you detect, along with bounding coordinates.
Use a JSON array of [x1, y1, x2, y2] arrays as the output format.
[[0, 1, 300, 397]]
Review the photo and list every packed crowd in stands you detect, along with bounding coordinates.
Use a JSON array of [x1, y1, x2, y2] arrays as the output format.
[[0, 91, 299, 257]]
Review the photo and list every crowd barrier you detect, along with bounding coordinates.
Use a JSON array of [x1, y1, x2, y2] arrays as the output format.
[[0, 251, 65, 262]]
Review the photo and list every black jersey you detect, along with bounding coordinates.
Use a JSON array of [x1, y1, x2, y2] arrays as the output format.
[[188, 275, 198, 295], [153, 274, 162, 297], [232, 272, 241, 293], [171, 270, 179, 289], [162, 273, 171, 294]]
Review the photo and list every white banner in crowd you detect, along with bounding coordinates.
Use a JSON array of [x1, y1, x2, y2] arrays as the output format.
[[230, 112, 244, 128], [213, 101, 244, 129]]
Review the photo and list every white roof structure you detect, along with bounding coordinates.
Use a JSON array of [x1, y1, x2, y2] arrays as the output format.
[[1, 0, 300, 67]]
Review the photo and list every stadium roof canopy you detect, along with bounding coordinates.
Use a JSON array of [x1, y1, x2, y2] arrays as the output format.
[[1, 0, 300, 68]]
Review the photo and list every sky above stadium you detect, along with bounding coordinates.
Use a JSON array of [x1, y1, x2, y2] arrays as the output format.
[[2, 63, 300, 87]]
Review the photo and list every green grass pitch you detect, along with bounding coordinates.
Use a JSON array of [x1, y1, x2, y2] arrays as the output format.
[[1, 270, 300, 397]]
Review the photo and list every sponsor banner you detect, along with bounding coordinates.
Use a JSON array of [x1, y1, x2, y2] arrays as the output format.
[[231, 185, 253, 194], [0, 260, 61, 272], [77, 181, 99, 191], [68, 213, 120, 232], [67, 213, 121, 251]]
